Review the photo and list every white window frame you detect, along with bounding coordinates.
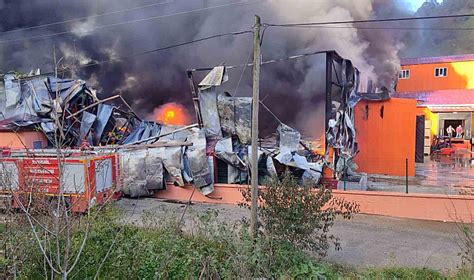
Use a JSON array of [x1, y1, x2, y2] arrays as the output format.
[[399, 69, 410, 79], [434, 67, 448, 77]]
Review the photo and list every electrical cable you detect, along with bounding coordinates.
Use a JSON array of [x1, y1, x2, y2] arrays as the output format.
[[189, 50, 328, 72], [56, 30, 253, 72], [234, 43, 253, 96], [265, 13, 474, 28], [0, 0, 174, 36], [0, 0, 260, 45], [259, 25, 268, 47], [281, 25, 474, 31], [233, 25, 266, 96]]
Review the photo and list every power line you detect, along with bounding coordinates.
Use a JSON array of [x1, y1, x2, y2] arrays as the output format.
[[234, 41, 254, 96], [65, 30, 252, 71], [234, 27, 267, 96], [0, 0, 260, 45], [259, 50, 328, 66], [0, 0, 174, 36], [284, 25, 474, 31], [189, 50, 329, 72], [265, 13, 474, 28]]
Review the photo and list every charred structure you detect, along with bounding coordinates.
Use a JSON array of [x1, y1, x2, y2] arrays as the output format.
[[0, 48, 387, 197]]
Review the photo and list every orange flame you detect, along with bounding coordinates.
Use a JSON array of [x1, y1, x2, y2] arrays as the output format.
[[154, 102, 190, 125], [309, 136, 325, 155]]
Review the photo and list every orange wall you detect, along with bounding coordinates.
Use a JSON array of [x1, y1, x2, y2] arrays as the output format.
[[154, 184, 474, 223], [354, 98, 417, 176], [0, 131, 48, 149], [397, 61, 474, 92]]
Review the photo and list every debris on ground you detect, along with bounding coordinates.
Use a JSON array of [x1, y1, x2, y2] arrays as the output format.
[[0, 51, 390, 197]]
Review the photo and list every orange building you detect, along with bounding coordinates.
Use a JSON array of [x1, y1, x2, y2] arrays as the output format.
[[397, 54, 474, 92], [395, 54, 474, 148], [354, 98, 417, 176], [0, 131, 48, 149]]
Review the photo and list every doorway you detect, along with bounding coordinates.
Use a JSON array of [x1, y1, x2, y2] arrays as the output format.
[[444, 119, 464, 130], [443, 119, 464, 137], [415, 115, 425, 163]]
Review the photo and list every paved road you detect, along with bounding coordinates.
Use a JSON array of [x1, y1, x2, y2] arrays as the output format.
[[326, 214, 461, 274], [118, 198, 462, 273]]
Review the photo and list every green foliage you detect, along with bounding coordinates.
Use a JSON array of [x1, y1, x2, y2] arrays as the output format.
[[4, 206, 346, 279], [1, 215, 41, 279], [454, 267, 474, 280], [243, 173, 359, 257], [2, 201, 470, 279], [364, 267, 445, 280]]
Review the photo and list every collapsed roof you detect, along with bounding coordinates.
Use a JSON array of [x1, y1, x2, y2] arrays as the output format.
[[0, 50, 389, 196], [0, 72, 165, 147]]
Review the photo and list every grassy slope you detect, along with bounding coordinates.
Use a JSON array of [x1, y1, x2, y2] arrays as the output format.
[[1, 209, 472, 279]]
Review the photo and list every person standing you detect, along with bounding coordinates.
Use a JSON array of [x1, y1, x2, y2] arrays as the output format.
[[446, 125, 455, 138], [456, 125, 464, 138]]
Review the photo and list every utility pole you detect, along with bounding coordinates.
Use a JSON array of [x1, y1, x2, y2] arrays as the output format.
[[250, 15, 261, 237]]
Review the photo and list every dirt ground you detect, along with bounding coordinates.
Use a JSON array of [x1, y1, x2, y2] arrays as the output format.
[[117, 198, 463, 274]]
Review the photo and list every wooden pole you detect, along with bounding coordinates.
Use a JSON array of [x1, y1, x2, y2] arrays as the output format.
[[250, 15, 261, 237]]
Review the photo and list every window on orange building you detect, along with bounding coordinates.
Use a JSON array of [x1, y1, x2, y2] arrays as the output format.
[[399, 69, 410, 79], [435, 67, 448, 77]]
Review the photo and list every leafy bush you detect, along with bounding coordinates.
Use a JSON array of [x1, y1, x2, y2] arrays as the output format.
[[243, 173, 359, 256]]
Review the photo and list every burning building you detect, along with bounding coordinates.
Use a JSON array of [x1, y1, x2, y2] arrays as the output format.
[[0, 48, 383, 199]]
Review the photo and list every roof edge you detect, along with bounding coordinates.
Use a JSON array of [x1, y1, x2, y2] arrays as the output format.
[[401, 54, 474, 66]]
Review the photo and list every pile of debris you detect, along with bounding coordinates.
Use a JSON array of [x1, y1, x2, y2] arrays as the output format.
[[0, 71, 163, 147], [195, 66, 327, 187], [0, 68, 327, 197], [120, 66, 332, 197], [1, 50, 379, 197]]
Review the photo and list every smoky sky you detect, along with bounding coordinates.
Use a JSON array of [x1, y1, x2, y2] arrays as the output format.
[[0, 0, 471, 138]]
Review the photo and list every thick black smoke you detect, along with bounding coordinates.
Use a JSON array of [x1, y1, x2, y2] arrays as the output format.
[[0, 0, 439, 138]]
